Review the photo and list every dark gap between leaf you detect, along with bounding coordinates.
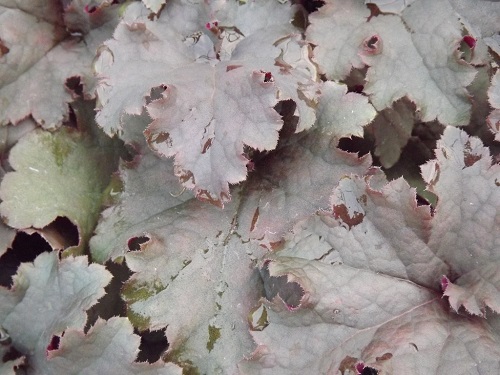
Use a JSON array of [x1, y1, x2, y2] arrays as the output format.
[[380, 122, 443, 208], [85, 260, 133, 333], [247, 100, 298, 174], [63, 105, 78, 129], [45, 216, 80, 249], [0, 232, 52, 288], [299, 0, 325, 14], [65, 76, 83, 98], [337, 136, 372, 157], [361, 366, 379, 375], [343, 67, 368, 94], [2, 346, 23, 363], [136, 327, 169, 363]]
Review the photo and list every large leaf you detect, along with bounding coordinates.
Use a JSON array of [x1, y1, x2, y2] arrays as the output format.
[[122, 220, 265, 374], [91, 118, 265, 371], [307, 0, 478, 125], [95, 0, 316, 206], [0, 252, 111, 374], [242, 127, 500, 372], [237, 128, 372, 246], [423, 127, 500, 315], [0, 0, 119, 128], [243, 260, 500, 373], [95, 187, 266, 372], [145, 65, 282, 206], [90, 115, 191, 263]]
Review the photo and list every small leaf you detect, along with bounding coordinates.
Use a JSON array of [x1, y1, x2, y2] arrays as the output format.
[[0, 122, 119, 256], [46, 317, 182, 375], [0, 252, 111, 373], [487, 71, 500, 141], [317, 81, 376, 139], [0, 1, 119, 128]]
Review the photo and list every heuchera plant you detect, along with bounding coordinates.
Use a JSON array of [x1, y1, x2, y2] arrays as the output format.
[[0, 0, 499, 373]]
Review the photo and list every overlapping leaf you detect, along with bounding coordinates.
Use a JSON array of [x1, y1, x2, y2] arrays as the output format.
[[90, 116, 265, 372], [307, 0, 477, 126], [237, 128, 372, 246], [0, 115, 120, 256], [372, 99, 415, 168], [488, 70, 500, 141], [90, 114, 191, 263], [145, 65, 283, 206], [0, 0, 119, 128], [96, 0, 317, 205], [46, 317, 182, 375], [242, 127, 500, 372], [0, 252, 111, 374], [423, 127, 500, 315]]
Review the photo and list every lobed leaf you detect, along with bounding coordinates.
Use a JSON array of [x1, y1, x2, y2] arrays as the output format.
[[145, 65, 283, 206], [0, 0, 119, 128], [0, 252, 111, 374], [237, 129, 372, 246], [423, 127, 500, 315], [316, 81, 376, 139], [46, 317, 182, 375], [0, 121, 119, 256], [307, 0, 477, 126], [95, 0, 314, 205], [242, 127, 500, 372], [120, 198, 266, 374]]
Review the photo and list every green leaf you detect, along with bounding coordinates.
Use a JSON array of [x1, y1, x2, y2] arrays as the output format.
[[0, 123, 119, 255]]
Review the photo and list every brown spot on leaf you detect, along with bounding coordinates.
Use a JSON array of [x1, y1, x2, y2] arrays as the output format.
[[268, 239, 285, 251], [366, 3, 381, 21], [360, 194, 367, 205], [197, 189, 224, 208], [333, 204, 364, 229], [463, 140, 481, 167], [202, 138, 213, 154], [179, 170, 194, 184], [375, 352, 393, 362], [339, 356, 358, 374], [250, 207, 259, 232], [0, 39, 9, 57], [226, 64, 243, 72], [151, 132, 171, 146]]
